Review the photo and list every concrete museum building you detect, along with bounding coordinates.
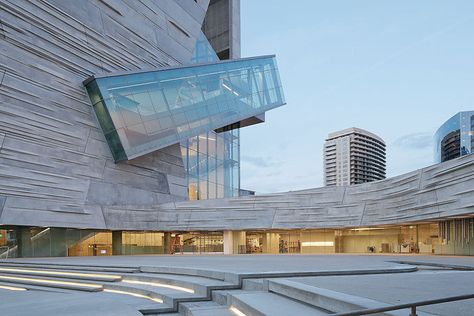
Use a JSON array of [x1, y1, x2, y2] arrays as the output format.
[[0, 0, 473, 258]]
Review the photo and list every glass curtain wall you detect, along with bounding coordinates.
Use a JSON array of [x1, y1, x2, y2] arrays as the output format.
[[182, 129, 239, 200], [434, 111, 474, 163], [183, 31, 240, 200], [180, 232, 224, 253], [4, 224, 474, 257], [237, 225, 440, 255], [121, 231, 164, 255]]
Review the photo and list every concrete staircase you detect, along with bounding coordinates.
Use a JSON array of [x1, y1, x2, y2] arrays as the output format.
[[0, 262, 238, 315], [0, 261, 429, 316]]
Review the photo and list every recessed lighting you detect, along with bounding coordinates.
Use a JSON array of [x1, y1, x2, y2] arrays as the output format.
[[122, 280, 194, 293], [0, 285, 27, 291], [0, 275, 103, 289], [230, 306, 246, 316], [103, 289, 163, 303], [0, 268, 121, 281]]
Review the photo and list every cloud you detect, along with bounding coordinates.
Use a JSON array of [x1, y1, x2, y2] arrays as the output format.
[[392, 132, 433, 149], [241, 155, 281, 168]]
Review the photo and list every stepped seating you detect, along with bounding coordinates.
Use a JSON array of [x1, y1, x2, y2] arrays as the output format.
[[0, 266, 122, 282], [230, 291, 330, 316], [0, 261, 425, 316], [0, 261, 139, 273], [0, 262, 241, 315]]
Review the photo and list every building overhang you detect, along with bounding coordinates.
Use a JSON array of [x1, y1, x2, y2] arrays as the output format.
[[83, 55, 285, 161], [214, 113, 265, 133]]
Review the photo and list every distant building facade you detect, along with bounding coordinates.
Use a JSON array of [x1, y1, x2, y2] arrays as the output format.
[[239, 189, 256, 196], [324, 128, 386, 186], [434, 111, 474, 163]]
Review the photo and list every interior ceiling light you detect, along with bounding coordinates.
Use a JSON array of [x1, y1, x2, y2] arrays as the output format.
[[301, 241, 334, 247], [349, 227, 385, 231]]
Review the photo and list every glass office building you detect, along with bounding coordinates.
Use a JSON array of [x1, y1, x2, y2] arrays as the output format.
[[434, 111, 474, 163]]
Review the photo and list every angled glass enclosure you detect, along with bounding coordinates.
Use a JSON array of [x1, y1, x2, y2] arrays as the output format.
[[84, 55, 285, 161]]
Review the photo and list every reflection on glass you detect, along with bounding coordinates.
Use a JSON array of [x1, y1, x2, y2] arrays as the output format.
[[85, 56, 284, 161], [181, 129, 239, 200], [434, 111, 474, 163]]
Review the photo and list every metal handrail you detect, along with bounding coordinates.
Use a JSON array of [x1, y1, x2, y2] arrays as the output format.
[[332, 293, 474, 316], [0, 246, 9, 260]]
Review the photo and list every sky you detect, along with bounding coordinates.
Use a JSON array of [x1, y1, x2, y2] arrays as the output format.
[[239, 0, 474, 193]]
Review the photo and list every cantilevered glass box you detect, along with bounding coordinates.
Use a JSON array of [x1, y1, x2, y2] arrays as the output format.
[[84, 55, 285, 161]]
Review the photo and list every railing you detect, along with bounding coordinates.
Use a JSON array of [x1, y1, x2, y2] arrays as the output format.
[[0, 246, 9, 260], [333, 293, 474, 316]]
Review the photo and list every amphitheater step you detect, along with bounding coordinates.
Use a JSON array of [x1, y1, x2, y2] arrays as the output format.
[[104, 281, 206, 310], [179, 301, 236, 316], [0, 273, 103, 292], [0, 261, 139, 273], [0, 266, 122, 282], [211, 289, 250, 306], [266, 279, 435, 316], [123, 272, 237, 297], [229, 291, 330, 316]]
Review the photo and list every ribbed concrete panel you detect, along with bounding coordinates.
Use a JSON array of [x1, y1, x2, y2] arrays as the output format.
[[101, 154, 474, 231], [1, 0, 473, 232], [0, 0, 209, 227]]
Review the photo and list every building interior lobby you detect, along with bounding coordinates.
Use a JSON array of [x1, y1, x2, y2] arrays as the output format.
[[2, 220, 473, 258]]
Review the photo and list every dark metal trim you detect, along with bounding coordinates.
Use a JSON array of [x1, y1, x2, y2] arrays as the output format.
[[332, 293, 474, 316]]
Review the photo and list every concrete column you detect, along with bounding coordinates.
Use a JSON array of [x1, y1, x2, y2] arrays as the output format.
[[263, 233, 279, 254], [223, 231, 234, 254], [232, 231, 246, 254], [163, 232, 172, 254], [112, 231, 123, 255]]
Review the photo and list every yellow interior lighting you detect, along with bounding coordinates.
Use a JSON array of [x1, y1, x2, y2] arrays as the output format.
[[230, 306, 247, 316], [103, 289, 163, 303], [0, 284, 27, 291], [121, 280, 194, 293], [0, 267, 121, 280], [0, 275, 103, 289]]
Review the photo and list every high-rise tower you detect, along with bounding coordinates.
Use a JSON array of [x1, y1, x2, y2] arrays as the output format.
[[324, 128, 386, 186]]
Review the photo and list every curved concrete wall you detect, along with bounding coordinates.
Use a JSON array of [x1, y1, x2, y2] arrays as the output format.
[[101, 153, 474, 231], [1, 1, 473, 232]]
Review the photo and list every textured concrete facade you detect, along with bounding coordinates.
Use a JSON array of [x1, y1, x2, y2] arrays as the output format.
[[102, 153, 474, 231], [1, 1, 473, 234], [202, 0, 240, 59], [0, 0, 212, 227]]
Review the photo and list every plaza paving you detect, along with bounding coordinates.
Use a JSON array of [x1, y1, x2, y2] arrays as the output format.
[[9, 253, 474, 271], [0, 254, 473, 315]]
